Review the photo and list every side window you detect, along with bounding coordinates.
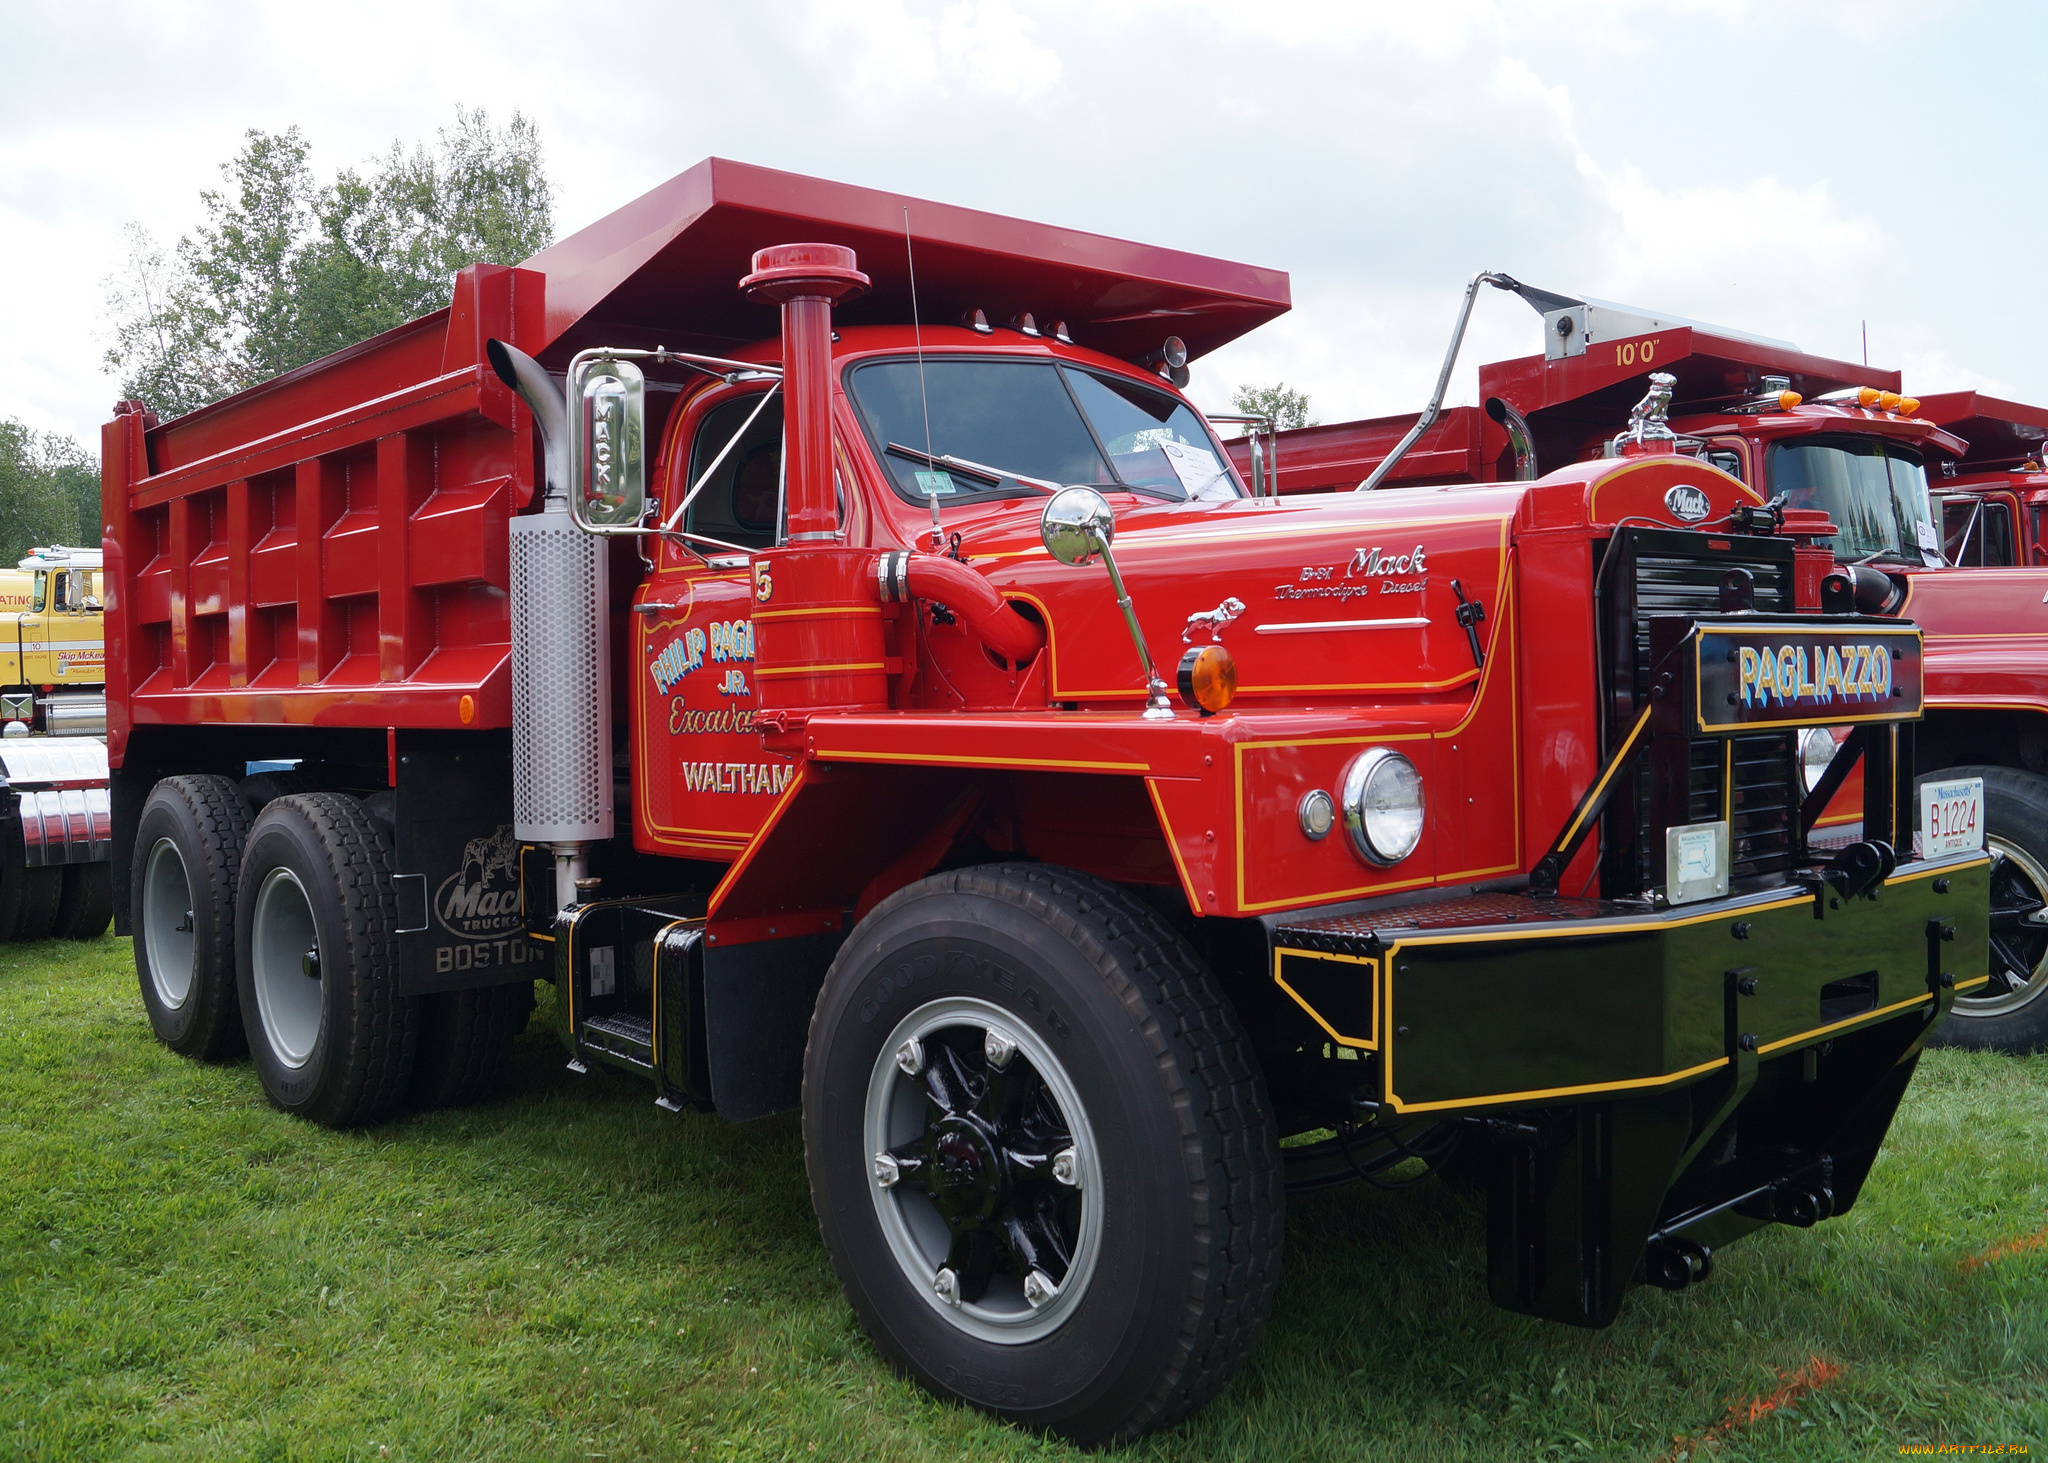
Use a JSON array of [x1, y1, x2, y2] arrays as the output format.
[[30, 571, 46, 614], [1981, 502, 2016, 566], [2032, 506, 2048, 564], [1942, 498, 2017, 566], [683, 393, 784, 552], [1704, 447, 1744, 481]]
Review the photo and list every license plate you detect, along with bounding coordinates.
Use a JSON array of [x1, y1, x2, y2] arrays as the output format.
[[1918, 777, 1984, 858]]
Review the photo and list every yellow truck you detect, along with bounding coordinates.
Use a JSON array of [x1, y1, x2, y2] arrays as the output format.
[[0, 545, 106, 735]]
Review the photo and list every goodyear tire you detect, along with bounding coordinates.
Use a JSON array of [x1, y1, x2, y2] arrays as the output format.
[[1925, 766, 2048, 1053], [235, 793, 414, 1126], [409, 982, 533, 1109], [803, 864, 1283, 1445], [53, 863, 113, 940], [132, 775, 250, 1059]]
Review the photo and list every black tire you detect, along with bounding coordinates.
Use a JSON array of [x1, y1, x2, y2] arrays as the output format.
[[239, 769, 321, 813], [1923, 766, 2048, 1053], [409, 982, 531, 1109], [132, 775, 251, 1059], [53, 863, 112, 940], [803, 863, 1283, 1446], [0, 809, 61, 942], [10, 865, 62, 941], [235, 793, 414, 1127]]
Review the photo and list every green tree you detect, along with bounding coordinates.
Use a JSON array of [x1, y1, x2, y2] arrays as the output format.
[[1230, 382, 1317, 431], [105, 108, 555, 421], [0, 421, 99, 564]]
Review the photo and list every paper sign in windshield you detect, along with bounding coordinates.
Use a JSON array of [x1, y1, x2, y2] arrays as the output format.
[[1917, 777, 1984, 858], [1159, 440, 1234, 502], [914, 470, 956, 496]]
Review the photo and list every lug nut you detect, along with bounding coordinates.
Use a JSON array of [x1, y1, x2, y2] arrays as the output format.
[[933, 1267, 961, 1306], [984, 1028, 1018, 1071], [874, 1152, 900, 1189], [1023, 1269, 1060, 1309], [1738, 1032, 1758, 1052], [895, 1038, 925, 1077], [1052, 1146, 1080, 1188]]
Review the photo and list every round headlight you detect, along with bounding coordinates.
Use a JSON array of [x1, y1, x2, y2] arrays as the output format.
[[1798, 726, 1837, 795], [1340, 748, 1424, 867]]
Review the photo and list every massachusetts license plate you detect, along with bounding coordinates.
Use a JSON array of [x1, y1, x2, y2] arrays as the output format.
[[1918, 776, 1985, 858]]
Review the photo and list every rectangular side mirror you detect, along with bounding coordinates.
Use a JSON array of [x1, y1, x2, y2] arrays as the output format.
[[568, 355, 646, 531]]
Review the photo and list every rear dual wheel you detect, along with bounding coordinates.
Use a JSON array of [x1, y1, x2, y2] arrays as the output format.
[[236, 793, 413, 1127], [804, 864, 1283, 1445]]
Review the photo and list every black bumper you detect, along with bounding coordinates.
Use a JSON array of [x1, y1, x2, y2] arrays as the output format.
[[1268, 850, 1990, 1325]]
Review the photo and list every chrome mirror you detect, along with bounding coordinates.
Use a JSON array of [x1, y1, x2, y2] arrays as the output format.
[[1040, 486, 1115, 566], [568, 352, 647, 531], [1038, 486, 1174, 719]]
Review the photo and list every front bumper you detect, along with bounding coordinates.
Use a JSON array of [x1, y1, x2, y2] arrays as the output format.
[[1268, 849, 1990, 1325]]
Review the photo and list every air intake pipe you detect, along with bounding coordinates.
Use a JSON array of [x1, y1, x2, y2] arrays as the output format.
[[488, 338, 613, 912], [740, 245, 893, 735], [876, 551, 1044, 665]]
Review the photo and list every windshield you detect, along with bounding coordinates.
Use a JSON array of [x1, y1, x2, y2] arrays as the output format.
[[1767, 436, 1938, 565], [847, 356, 1240, 506]]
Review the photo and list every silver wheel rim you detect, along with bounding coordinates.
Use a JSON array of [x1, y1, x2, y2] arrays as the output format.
[[250, 866, 322, 1068], [140, 837, 196, 1009], [1967, 834, 2048, 1018], [864, 996, 1103, 1345]]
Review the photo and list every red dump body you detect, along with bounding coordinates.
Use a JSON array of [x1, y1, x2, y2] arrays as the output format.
[[100, 159, 1289, 768]]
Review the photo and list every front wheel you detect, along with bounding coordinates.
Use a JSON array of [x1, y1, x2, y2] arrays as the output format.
[[1924, 766, 2048, 1053], [803, 864, 1282, 1445]]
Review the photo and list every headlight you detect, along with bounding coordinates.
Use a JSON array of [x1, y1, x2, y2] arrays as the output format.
[[1340, 748, 1424, 866], [1798, 727, 1837, 795]]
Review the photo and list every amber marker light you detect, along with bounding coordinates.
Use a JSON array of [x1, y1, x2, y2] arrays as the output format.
[[1897, 396, 1921, 415], [1878, 391, 1903, 412], [1177, 645, 1237, 715], [1776, 390, 1803, 410], [1856, 387, 1883, 407]]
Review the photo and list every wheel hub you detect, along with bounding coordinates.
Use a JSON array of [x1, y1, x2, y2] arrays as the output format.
[[864, 997, 1102, 1345]]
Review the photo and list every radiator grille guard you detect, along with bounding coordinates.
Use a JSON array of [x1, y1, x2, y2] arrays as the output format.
[[508, 509, 613, 844], [1600, 528, 1799, 898]]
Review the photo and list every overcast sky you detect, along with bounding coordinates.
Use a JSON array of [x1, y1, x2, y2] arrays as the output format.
[[3, 0, 2042, 449]]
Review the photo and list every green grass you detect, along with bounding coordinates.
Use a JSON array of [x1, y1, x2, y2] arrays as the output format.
[[1, 936, 2044, 1462]]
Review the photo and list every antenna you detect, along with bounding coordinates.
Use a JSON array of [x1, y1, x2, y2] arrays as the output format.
[[905, 206, 942, 553]]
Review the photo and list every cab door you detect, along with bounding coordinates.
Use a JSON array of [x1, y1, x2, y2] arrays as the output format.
[[15, 570, 52, 684], [44, 568, 104, 687], [631, 388, 790, 861]]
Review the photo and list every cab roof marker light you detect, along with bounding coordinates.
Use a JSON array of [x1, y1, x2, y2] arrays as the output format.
[[1011, 312, 1041, 337], [1857, 387, 1883, 408], [1051, 320, 1074, 344], [963, 308, 993, 335], [1897, 396, 1921, 415], [1878, 391, 1904, 412]]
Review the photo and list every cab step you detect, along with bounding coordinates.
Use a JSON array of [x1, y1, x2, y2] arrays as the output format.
[[582, 1012, 653, 1068]]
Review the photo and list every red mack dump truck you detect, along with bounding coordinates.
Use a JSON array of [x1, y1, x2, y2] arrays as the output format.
[[1232, 285, 2048, 1054], [105, 162, 1989, 1443]]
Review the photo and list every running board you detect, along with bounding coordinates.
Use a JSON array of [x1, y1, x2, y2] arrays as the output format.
[[554, 895, 712, 1112]]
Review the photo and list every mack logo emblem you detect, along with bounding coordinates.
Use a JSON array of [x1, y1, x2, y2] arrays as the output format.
[[1664, 484, 1712, 523], [1346, 544, 1427, 578], [435, 824, 523, 939]]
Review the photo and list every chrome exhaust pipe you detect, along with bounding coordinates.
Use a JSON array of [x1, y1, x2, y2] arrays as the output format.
[[488, 338, 612, 912], [1486, 396, 1538, 481]]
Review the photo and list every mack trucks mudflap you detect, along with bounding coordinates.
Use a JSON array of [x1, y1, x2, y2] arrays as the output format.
[[103, 160, 1989, 1443], [1233, 287, 2048, 1054]]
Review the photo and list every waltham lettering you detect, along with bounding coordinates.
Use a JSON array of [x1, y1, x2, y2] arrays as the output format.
[[680, 761, 797, 795]]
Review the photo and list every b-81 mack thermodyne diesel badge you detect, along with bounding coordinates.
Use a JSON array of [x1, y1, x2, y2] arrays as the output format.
[[1278, 544, 1429, 603]]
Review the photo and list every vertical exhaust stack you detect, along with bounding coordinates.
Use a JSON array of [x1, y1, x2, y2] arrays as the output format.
[[739, 245, 889, 745], [488, 338, 614, 911]]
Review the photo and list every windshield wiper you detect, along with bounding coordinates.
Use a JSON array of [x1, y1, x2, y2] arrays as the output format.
[[886, 442, 1059, 493]]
